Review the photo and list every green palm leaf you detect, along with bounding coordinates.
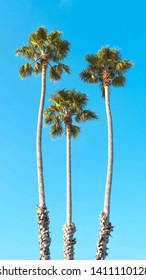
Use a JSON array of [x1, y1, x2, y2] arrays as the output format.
[[15, 46, 39, 60], [47, 30, 62, 44], [80, 69, 99, 84], [75, 110, 98, 122], [55, 40, 71, 60], [33, 62, 42, 74], [85, 54, 99, 66], [70, 125, 80, 138], [44, 112, 57, 125], [112, 76, 126, 87], [49, 64, 70, 81], [116, 60, 134, 72], [36, 26, 48, 41], [50, 121, 64, 138], [19, 63, 33, 78]]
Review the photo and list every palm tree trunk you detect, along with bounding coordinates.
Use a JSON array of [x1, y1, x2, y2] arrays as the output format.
[[66, 125, 72, 225], [96, 85, 113, 260], [63, 124, 76, 260], [36, 63, 51, 260], [104, 85, 113, 218]]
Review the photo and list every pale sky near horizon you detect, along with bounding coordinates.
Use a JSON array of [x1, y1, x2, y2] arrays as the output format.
[[0, 0, 146, 260]]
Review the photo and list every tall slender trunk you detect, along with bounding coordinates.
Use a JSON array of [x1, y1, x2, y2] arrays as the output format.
[[96, 85, 113, 260], [104, 85, 113, 220], [63, 123, 76, 260], [36, 65, 46, 207], [36, 63, 51, 260], [66, 125, 72, 225]]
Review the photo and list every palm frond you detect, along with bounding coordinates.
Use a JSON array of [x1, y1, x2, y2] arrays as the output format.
[[57, 89, 70, 101], [56, 40, 71, 60], [44, 104, 59, 113], [29, 33, 44, 51], [61, 64, 70, 74], [28, 27, 49, 52], [97, 46, 111, 60], [44, 112, 57, 125], [15, 46, 39, 60], [36, 26, 48, 41], [19, 63, 33, 78], [71, 90, 88, 110], [49, 64, 70, 81], [49, 41, 71, 62], [80, 69, 99, 84], [47, 30, 62, 44], [85, 54, 99, 66], [57, 90, 88, 111], [75, 110, 98, 122], [49, 65, 62, 81], [70, 125, 80, 138], [33, 62, 42, 74], [112, 75, 126, 87], [50, 121, 64, 138], [97, 47, 121, 61], [109, 48, 121, 61], [116, 60, 134, 72]]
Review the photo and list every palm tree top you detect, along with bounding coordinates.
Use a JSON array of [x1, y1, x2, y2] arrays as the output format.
[[44, 89, 98, 138], [80, 46, 133, 91], [15, 26, 70, 80]]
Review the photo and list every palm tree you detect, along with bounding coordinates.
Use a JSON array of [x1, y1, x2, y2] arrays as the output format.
[[15, 27, 70, 260], [80, 46, 133, 259], [44, 89, 98, 259]]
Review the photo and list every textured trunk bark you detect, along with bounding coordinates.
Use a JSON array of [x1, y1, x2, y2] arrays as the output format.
[[63, 124, 76, 260], [36, 63, 51, 260], [63, 223, 76, 260], [96, 85, 113, 260]]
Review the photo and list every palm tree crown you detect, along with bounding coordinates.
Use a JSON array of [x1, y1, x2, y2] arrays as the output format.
[[15, 26, 70, 79], [80, 46, 133, 95], [44, 89, 98, 137]]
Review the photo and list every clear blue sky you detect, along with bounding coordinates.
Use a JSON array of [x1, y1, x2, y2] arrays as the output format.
[[0, 0, 146, 260]]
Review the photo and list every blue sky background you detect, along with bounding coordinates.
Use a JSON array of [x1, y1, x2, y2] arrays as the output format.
[[0, 0, 146, 260]]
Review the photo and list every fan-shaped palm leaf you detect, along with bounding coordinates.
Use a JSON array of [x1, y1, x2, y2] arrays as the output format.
[[15, 46, 39, 60], [85, 54, 99, 66], [37, 26, 48, 41], [80, 69, 99, 84], [49, 64, 70, 81], [47, 30, 62, 44], [50, 121, 64, 138], [75, 110, 98, 122], [70, 125, 80, 138], [112, 75, 126, 87], [33, 62, 42, 74], [19, 63, 33, 78], [116, 60, 133, 72]]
